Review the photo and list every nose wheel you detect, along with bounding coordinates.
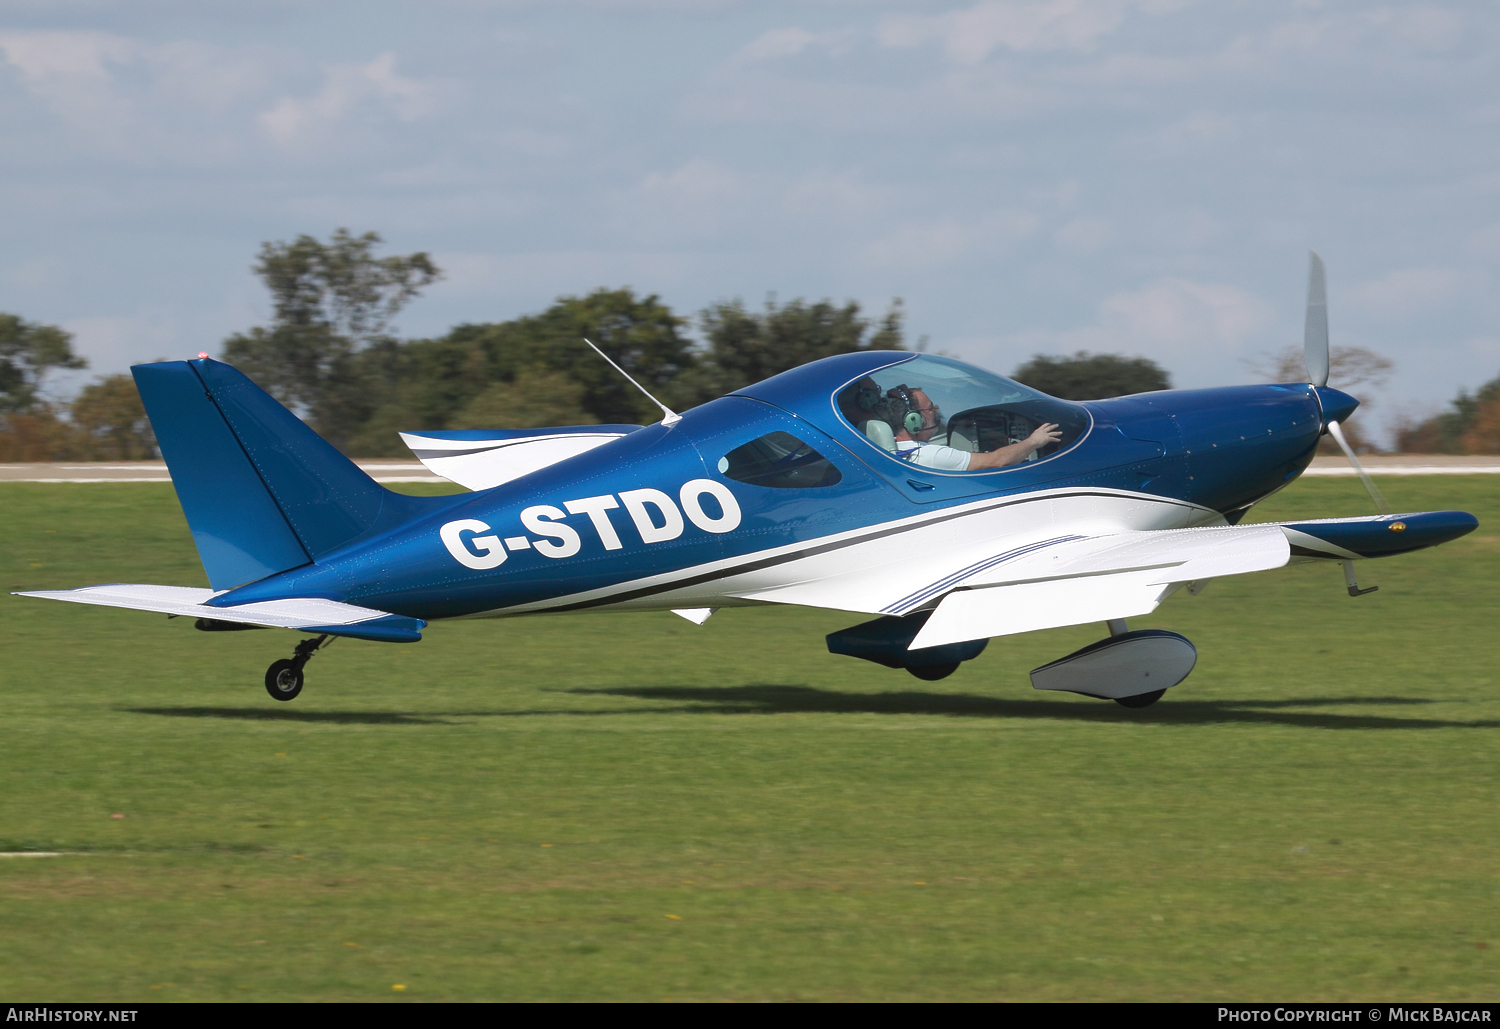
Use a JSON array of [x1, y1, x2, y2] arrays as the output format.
[[264, 635, 329, 702]]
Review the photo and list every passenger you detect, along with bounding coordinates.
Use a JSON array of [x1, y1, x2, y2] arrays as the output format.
[[885, 385, 1061, 471], [838, 376, 885, 426]]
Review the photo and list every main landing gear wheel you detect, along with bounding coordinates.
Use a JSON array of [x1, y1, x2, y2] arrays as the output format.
[[265, 659, 304, 701], [1114, 689, 1166, 709], [907, 662, 960, 681], [263, 634, 330, 702]]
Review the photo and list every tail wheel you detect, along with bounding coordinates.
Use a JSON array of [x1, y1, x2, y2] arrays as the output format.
[[1114, 689, 1165, 709], [265, 659, 304, 701]]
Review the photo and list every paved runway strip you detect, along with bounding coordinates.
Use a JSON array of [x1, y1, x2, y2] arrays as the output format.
[[3, 456, 1497, 484], [0, 460, 445, 483]]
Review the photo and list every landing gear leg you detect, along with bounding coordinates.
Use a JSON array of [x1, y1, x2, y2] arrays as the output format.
[[264, 634, 330, 702]]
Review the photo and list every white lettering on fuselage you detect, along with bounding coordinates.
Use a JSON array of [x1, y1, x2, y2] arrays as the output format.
[[680, 478, 740, 534], [438, 481, 743, 570], [619, 488, 683, 543], [439, 518, 507, 570], [519, 505, 582, 559], [564, 495, 624, 550]]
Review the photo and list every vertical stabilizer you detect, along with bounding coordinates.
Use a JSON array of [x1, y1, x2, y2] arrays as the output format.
[[133, 361, 311, 589], [133, 358, 417, 590]]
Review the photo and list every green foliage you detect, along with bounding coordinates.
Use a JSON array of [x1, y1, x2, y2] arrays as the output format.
[[1, 476, 1498, 999], [451, 370, 598, 430], [1012, 351, 1171, 400], [69, 374, 157, 460], [256, 228, 440, 342], [342, 288, 691, 455], [672, 297, 905, 408], [0, 313, 86, 413], [221, 229, 441, 450], [211, 230, 908, 457], [1395, 372, 1500, 454]]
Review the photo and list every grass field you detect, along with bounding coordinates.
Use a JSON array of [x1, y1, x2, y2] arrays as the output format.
[[1, 475, 1496, 1001]]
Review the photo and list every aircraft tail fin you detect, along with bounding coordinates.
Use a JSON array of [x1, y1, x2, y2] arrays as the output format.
[[132, 358, 424, 590]]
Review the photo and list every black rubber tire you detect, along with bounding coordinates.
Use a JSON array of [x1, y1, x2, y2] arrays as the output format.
[[1114, 689, 1166, 709], [907, 662, 960, 681], [265, 659, 304, 701]]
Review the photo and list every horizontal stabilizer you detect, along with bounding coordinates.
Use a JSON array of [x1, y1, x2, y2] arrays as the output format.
[[14, 584, 425, 643], [400, 426, 641, 491]]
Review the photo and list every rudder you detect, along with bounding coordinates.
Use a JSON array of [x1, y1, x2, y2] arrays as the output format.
[[133, 358, 416, 590]]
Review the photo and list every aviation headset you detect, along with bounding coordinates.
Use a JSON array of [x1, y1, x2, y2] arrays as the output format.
[[887, 385, 927, 434], [853, 383, 884, 415]]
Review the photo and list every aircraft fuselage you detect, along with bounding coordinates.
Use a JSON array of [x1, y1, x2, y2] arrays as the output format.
[[208, 364, 1339, 624]]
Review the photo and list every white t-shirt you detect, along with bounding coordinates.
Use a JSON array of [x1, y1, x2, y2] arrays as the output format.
[[895, 439, 972, 471]]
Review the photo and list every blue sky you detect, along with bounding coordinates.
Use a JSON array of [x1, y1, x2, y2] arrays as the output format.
[[2, 1, 1497, 441]]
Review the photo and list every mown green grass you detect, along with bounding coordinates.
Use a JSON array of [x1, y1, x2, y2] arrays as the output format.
[[0, 476, 1496, 1001]]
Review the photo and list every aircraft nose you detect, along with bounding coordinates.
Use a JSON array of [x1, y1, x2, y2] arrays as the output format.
[[1314, 386, 1359, 427]]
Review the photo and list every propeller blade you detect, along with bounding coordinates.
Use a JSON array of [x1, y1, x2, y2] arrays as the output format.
[[1326, 419, 1391, 514], [1304, 250, 1329, 387]]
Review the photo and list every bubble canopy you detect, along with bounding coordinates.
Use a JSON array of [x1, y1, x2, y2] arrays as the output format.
[[833, 354, 1091, 471]]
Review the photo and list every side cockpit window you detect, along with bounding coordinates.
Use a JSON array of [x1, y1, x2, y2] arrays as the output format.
[[718, 431, 843, 489]]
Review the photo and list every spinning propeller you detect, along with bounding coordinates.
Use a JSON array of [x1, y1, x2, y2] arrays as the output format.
[[1303, 251, 1391, 514]]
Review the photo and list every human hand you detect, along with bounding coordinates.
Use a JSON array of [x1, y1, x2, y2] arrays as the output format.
[[1028, 423, 1063, 449]]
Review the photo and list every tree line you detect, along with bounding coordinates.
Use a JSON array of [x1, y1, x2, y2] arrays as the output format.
[[8, 227, 1482, 462]]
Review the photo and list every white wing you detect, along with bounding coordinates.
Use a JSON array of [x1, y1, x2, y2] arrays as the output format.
[[400, 427, 637, 491], [721, 515, 1290, 646], [908, 525, 1290, 647]]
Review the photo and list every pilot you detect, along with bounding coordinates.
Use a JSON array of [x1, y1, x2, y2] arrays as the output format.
[[886, 385, 1062, 471]]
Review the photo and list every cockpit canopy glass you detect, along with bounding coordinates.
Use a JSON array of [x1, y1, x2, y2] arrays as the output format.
[[834, 354, 1090, 471]]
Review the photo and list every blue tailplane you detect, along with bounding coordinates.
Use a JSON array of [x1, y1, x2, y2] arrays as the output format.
[[133, 358, 445, 591]]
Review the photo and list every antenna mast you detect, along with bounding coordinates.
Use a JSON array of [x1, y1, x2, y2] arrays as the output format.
[[582, 337, 681, 427]]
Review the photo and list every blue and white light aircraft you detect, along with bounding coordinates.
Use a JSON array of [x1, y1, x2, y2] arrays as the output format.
[[18, 255, 1478, 706]]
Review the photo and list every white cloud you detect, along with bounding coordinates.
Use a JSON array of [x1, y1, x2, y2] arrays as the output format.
[[258, 53, 448, 146], [1053, 217, 1112, 254], [859, 208, 1042, 269], [878, 0, 1151, 64], [1096, 277, 1271, 346], [1016, 277, 1276, 386], [734, 25, 859, 64], [0, 30, 125, 79], [425, 249, 699, 302], [739, 27, 818, 62], [0, 30, 278, 160], [779, 170, 897, 225], [1346, 268, 1482, 321], [0, 31, 140, 139], [621, 157, 751, 242]]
